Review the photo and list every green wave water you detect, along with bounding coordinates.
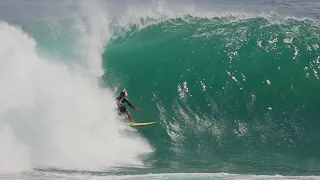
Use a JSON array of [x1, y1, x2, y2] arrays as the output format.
[[103, 16, 320, 175]]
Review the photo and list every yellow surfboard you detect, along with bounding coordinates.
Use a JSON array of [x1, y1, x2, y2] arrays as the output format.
[[124, 121, 157, 127]]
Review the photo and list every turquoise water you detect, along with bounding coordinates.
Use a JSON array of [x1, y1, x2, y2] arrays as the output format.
[[0, 0, 320, 179], [103, 16, 320, 175]]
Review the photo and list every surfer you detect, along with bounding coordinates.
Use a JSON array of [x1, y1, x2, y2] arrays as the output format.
[[116, 89, 140, 124]]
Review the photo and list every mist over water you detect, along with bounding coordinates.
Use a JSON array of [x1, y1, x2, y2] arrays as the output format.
[[0, 0, 152, 174]]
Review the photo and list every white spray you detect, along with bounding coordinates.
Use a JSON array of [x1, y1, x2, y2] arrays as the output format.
[[0, 0, 152, 174]]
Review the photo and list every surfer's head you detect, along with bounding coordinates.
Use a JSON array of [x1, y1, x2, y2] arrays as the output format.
[[120, 89, 127, 97]]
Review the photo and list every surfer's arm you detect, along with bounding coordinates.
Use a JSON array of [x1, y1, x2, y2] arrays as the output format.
[[124, 98, 135, 109], [124, 98, 140, 111]]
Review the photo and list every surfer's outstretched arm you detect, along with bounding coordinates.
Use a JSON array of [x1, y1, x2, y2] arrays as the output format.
[[124, 98, 140, 110]]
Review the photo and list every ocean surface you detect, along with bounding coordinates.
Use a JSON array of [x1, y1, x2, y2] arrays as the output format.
[[0, 0, 320, 179]]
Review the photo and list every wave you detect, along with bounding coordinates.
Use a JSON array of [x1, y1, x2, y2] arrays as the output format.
[[1, 0, 320, 176], [103, 13, 320, 174]]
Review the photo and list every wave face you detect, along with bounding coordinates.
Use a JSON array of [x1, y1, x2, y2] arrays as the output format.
[[103, 15, 320, 174]]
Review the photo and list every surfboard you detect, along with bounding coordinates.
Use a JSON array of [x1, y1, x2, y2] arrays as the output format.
[[124, 121, 157, 127]]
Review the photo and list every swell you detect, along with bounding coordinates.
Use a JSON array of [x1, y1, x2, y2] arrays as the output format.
[[103, 15, 320, 174]]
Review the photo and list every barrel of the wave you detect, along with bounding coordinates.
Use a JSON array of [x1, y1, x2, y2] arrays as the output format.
[[103, 15, 320, 174]]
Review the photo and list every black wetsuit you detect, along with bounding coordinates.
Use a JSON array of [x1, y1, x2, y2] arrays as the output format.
[[116, 95, 135, 113]]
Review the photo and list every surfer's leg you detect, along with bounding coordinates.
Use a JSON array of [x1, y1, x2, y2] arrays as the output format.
[[125, 109, 134, 124]]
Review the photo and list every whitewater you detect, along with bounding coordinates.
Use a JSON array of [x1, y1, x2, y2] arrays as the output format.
[[0, 0, 320, 180], [0, 0, 152, 175]]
